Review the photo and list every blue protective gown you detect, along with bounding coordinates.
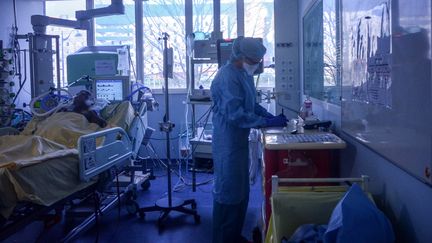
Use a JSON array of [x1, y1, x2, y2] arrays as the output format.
[[211, 63, 269, 205]]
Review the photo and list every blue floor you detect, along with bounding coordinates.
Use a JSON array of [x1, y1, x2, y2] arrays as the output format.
[[5, 167, 264, 243]]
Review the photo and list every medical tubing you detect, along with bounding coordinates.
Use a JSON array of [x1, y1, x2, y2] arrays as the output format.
[[148, 105, 212, 141], [184, 93, 190, 172], [149, 145, 184, 192], [175, 103, 213, 189], [12, 49, 27, 105], [148, 109, 213, 189], [139, 101, 213, 190], [143, 145, 166, 176], [174, 104, 213, 166], [128, 50, 137, 81], [126, 85, 151, 101], [40, 93, 70, 111], [30, 88, 72, 117]]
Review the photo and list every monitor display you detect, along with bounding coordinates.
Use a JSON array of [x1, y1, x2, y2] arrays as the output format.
[[217, 40, 234, 68], [95, 79, 124, 101]]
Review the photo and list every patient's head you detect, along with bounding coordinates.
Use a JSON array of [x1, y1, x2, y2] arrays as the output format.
[[71, 90, 107, 128], [73, 90, 94, 111]]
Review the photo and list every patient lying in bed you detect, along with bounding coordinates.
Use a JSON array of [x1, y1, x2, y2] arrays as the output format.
[[66, 90, 107, 128], [0, 101, 135, 220]]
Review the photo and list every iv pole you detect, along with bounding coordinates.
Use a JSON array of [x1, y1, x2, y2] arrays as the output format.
[[138, 32, 200, 231]]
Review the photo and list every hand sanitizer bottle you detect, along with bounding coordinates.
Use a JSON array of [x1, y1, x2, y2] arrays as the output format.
[[300, 96, 313, 119]]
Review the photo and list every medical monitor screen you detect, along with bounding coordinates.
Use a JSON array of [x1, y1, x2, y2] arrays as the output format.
[[217, 40, 234, 68], [95, 79, 124, 101]]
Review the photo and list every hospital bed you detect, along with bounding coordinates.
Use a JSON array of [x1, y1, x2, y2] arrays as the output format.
[[0, 101, 151, 242]]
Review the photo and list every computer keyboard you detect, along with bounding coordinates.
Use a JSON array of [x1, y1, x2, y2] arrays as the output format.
[[282, 133, 340, 143]]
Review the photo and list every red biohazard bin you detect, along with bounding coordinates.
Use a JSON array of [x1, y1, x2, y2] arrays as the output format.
[[261, 131, 345, 232]]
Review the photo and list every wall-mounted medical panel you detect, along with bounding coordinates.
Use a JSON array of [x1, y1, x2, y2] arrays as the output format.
[[274, 0, 301, 117]]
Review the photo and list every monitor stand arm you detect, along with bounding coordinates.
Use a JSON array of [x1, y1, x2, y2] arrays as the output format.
[[31, 0, 125, 34]]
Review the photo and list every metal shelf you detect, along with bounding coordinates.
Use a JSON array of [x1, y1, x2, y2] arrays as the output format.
[[187, 99, 213, 105], [191, 58, 218, 64]]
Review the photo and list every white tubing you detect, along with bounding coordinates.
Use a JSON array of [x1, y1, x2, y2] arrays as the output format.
[[30, 88, 73, 117]]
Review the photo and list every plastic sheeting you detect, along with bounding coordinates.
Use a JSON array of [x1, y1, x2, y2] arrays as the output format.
[[249, 129, 262, 184], [0, 101, 135, 219], [324, 184, 395, 243], [0, 135, 76, 169]]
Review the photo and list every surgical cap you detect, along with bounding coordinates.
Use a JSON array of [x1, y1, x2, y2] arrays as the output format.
[[231, 37, 267, 62]]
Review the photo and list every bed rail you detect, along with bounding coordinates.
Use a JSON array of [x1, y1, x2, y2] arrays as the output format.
[[78, 127, 132, 182], [271, 175, 370, 193], [0, 127, 20, 136]]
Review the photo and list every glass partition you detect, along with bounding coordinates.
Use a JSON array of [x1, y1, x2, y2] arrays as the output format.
[[303, 0, 340, 104]]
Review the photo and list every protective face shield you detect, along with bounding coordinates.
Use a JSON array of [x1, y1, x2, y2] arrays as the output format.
[[243, 62, 259, 76]]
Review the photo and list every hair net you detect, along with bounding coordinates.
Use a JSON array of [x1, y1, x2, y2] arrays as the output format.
[[231, 36, 267, 62]]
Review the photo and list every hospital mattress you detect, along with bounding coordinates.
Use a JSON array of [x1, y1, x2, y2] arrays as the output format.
[[0, 101, 136, 219]]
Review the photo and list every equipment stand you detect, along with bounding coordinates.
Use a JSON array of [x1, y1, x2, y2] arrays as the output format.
[[138, 33, 200, 231]]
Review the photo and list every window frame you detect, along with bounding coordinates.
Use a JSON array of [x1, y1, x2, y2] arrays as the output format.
[[46, 0, 275, 93]]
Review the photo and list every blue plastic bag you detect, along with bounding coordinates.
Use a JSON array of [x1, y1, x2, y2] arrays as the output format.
[[324, 184, 395, 243], [287, 224, 327, 243]]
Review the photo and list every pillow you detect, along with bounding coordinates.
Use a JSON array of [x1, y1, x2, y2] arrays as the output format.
[[324, 184, 395, 243]]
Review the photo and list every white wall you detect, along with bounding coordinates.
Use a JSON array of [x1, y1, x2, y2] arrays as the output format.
[[298, 0, 432, 242], [0, 0, 44, 40], [0, 0, 44, 108]]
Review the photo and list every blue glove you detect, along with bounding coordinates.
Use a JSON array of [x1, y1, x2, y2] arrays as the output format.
[[265, 115, 288, 127], [264, 112, 275, 118], [277, 113, 287, 119]]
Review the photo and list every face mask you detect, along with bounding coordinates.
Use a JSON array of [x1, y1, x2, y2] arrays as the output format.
[[243, 62, 259, 76], [85, 99, 94, 107]]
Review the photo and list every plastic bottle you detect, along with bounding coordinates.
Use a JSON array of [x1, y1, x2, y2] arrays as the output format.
[[297, 116, 305, 134], [300, 96, 313, 119]]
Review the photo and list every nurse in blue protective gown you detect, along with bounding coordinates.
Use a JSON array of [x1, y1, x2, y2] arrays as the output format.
[[210, 37, 287, 243]]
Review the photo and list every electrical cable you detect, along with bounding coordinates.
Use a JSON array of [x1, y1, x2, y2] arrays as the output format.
[[128, 50, 137, 81], [184, 87, 191, 171], [173, 103, 214, 191], [132, 93, 214, 193], [197, 68, 218, 87], [143, 152, 162, 176], [134, 115, 169, 177], [126, 86, 151, 101], [255, 73, 261, 88], [148, 105, 212, 141], [12, 49, 27, 104], [145, 107, 213, 192]]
